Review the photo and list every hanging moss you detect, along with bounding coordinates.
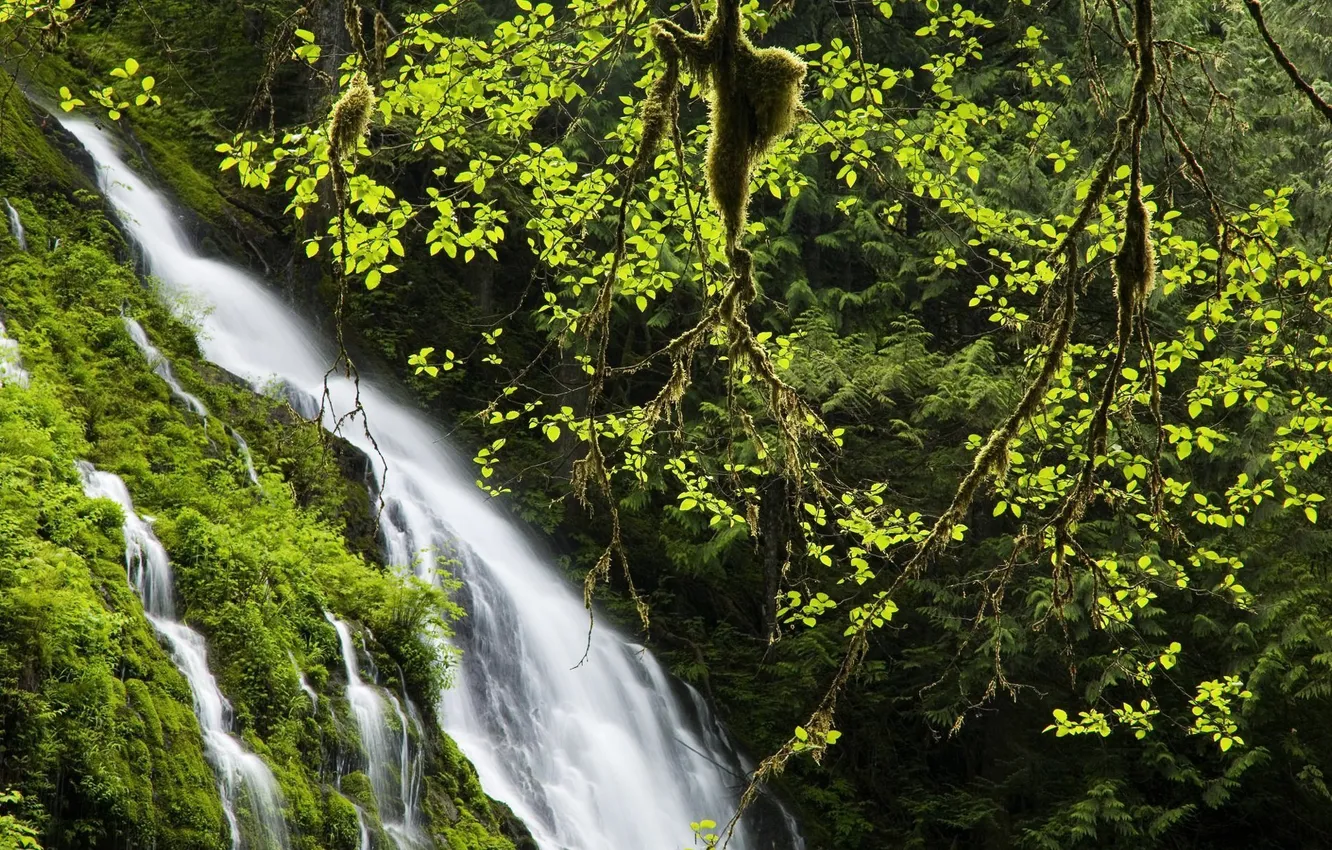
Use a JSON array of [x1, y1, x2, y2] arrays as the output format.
[[329, 71, 375, 167], [652, 0, 806, 256]]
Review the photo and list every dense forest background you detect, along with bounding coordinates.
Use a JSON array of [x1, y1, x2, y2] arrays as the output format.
[[8, 0, 1332, 848]]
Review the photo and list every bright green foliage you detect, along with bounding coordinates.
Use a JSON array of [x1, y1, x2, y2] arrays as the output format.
[[0, 791, 41, 850], [0, 0, 74, 26], [166, 0, 1332, 843], [213, 0, 1332, 761]]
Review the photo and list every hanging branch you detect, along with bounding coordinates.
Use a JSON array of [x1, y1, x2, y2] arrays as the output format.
[[1244, 0, 1332, 128], [568, 20, 686, 641], [717, 268, 1081, 847], [1050, 0, 1156, 558], [573, 0, 818, 642]]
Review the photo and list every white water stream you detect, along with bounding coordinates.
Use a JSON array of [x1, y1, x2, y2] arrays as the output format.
[[58, 114, 801, 850], [4, 198, 25, 250], [326, 612, 427, 848], [289, 651, 319, 712], [122, 315, 209, 418], [76, 462, 290, 850], [0, 317, 28, 388], [355, 805, 372, 850], [231, 427, 261, 485]]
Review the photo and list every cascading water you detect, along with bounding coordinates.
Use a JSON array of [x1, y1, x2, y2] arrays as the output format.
[[355, 806, 372, 850], [289, 652, 319, 712], [4, 198, 25, 250], [122, 315, 209, 418], [0, 318, 29, 388], [325, 612, 426, 848], [58, 114, 803, 850], [76, 462, 291, 850], [231, 427, 261, 485]]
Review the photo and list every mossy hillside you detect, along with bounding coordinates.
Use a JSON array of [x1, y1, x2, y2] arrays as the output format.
[[12, 29, 271, 241], [0, 139, 516, 850], [0, 70, 82, 199], [0, 346, 227, 849]]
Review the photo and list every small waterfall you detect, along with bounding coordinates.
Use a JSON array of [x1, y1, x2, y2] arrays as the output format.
[[231, 428, 261, 485], [60, 112, 804, 850], [77, 462, 291, 850], [122, 315, 209, 418], [354, 805, 371, 850], [288, 652, 318, 712], [4, 199, 25, 251], [386, 691, 426, 842], [325, 613, 425, 848], [0, 318, 30, 388]]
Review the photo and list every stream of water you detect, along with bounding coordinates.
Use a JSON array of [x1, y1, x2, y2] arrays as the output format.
[[76, 462, 291, 850], [5, 198, 26, 250], [0, 317, 28, 388], [326, 612, 427, 849], [58, 113, 802, 850], [122, 315, 209, 418]]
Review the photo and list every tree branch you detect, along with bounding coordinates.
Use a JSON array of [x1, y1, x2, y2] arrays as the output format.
[[1244, 0, 1332, 127]]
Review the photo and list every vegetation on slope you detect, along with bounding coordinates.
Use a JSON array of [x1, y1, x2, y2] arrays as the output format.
[[0, 63, 520, 850]]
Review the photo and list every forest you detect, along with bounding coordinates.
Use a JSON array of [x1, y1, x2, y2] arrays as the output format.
[[5, 0, 1332, 848]]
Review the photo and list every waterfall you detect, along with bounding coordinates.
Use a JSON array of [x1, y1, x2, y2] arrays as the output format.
[[76, 462, 291, 850], [355, 805, 372, 850], [325, 612, 426, 848], [57, 114, 803, 850], [122, 315, 209, 418], [231, 427, 261, 485], [4, 198, 25, 250], [289, 652, 319, 712], [0, 318, 29, 388]]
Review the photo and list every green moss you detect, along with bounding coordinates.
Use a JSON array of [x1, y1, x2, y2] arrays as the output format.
[[0, 371, 227, 849], [337, 773, 375, 819], [424, 734, 520, 850], [0, 72, 80, 197], [124, 679, 165, 748], [322, 791, 360, 850]]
